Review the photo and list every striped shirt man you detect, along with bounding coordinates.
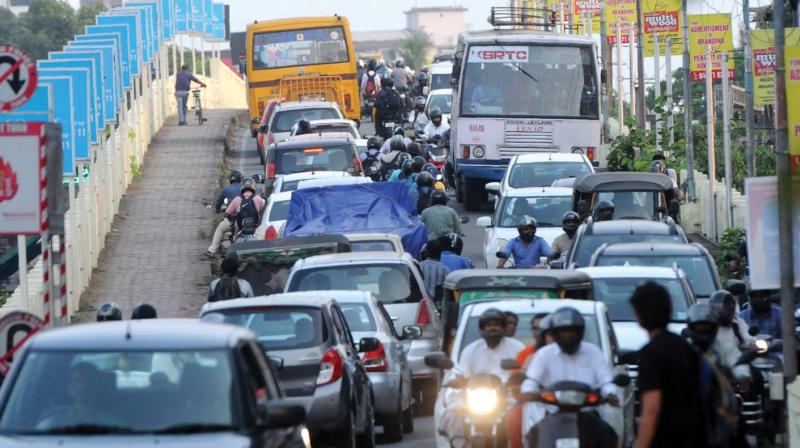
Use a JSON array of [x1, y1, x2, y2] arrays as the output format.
[[419, 259, 450, 300], [420, 204, 462, 241]]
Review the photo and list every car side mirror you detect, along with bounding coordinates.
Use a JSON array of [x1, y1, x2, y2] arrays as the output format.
[[460, 216, 470, 224], [268, 356, 284, 371], [612, 373, 631, 387], [485, 182, 501, 194], [358, 337, 380, 353], [726, 279, 746, 296], [260, 401, 306, 429], [501, 358, 520, 370], [258, 124, 268, 133], [549, 260, 564, 270], [476, 216, 492, 227], [402, 325, 423, 340], [252, 174, 265, 184], [424, 351, 454, 369]]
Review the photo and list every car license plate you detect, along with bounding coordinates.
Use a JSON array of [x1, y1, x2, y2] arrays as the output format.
[[385, 122, 395, 128], [556, 439, 579, 448]]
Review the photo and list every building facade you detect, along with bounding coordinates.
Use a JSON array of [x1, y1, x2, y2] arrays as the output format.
[[405, 6, 466, 50]]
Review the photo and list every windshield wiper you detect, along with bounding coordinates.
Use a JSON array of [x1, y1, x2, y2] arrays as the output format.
[[494, 40, 539, 84], [153, 423, 238, 434], [27, 424, 141, 435]]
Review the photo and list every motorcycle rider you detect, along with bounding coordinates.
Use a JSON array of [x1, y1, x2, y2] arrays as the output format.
[[388, 155, 415, 182], [651, 158, 684, 201], [739, 288, 783, 339], [711, 290, 757, 364], [360, 136, 383, 181], [441, 308, 526, 448], [550, 211, 580, 260], [131, 303, 157, 319], [224, 177, 266, 242], [496, 216, 553, 269], [375, 77, 402, 139], [381, 125, 412, 154], [412, 72, 429, 97], [381, 136, 408, 179], [208, 257, 254, 302], [411, 96, 430, 134], [423, 107, 450, 139], [593, 200, 615, 222], [392, 58, 413, 91], [440, 233, 474, 272], [422, 163, 447, 191], [361, 60, 381, 102], [207, 170, 243, 256], [420, 190, 462, 241], [96, 302, 123, 321], [415, 170, 435, 214], [376, 59, 389, 77]]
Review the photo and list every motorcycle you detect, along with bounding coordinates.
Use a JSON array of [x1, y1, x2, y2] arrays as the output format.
[[362, 154, 382, 182], [737, 331, 784, 443]]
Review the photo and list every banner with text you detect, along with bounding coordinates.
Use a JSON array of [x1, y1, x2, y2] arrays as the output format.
[[688, 13, 734, 81], [787, 46, 800, 172], [751, 29, 800, 106], [642, 0, 682, 56], [604, 0, 637, 44]]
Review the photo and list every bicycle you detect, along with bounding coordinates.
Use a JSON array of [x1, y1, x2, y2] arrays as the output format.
[[191, 89, 207, 125]]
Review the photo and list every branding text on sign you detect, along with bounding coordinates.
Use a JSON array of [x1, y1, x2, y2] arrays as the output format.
[[688, 14, 734, 81], [642, 0, 683, 56], [505, 119, 553, 134], [644, 11, 679, 33], [754, 49, 776, 76], [574, 0, 600, 14], [751, 29, 800, 106], [468, 46, 529, 63]]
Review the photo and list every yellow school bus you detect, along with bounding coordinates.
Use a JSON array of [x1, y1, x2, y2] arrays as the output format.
[[245, 16, 361, 136]]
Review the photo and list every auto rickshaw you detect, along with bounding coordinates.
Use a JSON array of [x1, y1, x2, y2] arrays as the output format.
[[440, 269, 593, 353], [572, 172, 680, 222]]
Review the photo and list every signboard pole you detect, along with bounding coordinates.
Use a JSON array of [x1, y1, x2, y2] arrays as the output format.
[[200, 38, 206, 77], [743, 0, 756, 177], [600, 1, 610, 141], [721, 51, 733, 229], [681, 0, 695, 199], [629, 27, 636, 118], [635, 0, 646, 128], [179, 37, 185, 68], [655, 33, 661, 151], [17, 235, 28, 311], [666, 38, 674, 150], [616, 23, 624, 135], [705, 44, 718, 241]]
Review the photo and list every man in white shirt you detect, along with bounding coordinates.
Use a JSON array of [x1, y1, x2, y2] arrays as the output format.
[[423, 107, 450, 139], [439, 308, 525, 448]]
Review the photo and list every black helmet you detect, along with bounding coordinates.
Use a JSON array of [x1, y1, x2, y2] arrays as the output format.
[[394, 125, 405, 137], [240, 177, 256, 194], [395, 58, 404, 68], [389, 135, 406, 153], [367, 136, 382, 150], [562, 211, 580, 232], [401, 159, 415, 177], [416, 171, 434, 188], [478, 308, 507, 330], [397, 153, 412, 164], [97, 302, 123, 322], [430, 189, 449, 206], [415, 96, 426, 110], [417, 72, 428, 82], [422, 163, 440, 178], [652, 152, 666, 161], [550, 307, 585, 355], [430, 107, 442, 120], [650, 160, 666, 174], [296, 119, 311, 134], [131, 303, 157, 319], [709, 290, 737, 326], [229, 170, 242, 183], [447, 232, 464, 255], [687, 303, 719, 352], [381, 76, 393, 88], [516, 215, 537, 232], [594, 200, 615, 221], [412, 156, 426, 172]]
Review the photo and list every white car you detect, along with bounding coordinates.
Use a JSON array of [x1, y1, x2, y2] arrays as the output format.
[[296, 176, 372, 190], [290, 118, 361, 139], [430, 299, 634, 448], [427, 61, 453, 92], [272, 171, 351, 193], [577, 266, 695, 354], [486, 153, 595, 197], [266, 101, 344, 145], [254, 191, 292, 240], [476, 187, 573, 268], [345, 233, 404, 253], [424, 88, 452, 125]]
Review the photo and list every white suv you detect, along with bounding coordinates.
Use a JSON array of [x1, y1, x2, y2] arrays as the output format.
[[486, 152, 594, 198]]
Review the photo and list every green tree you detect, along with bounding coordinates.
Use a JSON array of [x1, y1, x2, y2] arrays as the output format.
[[396, 30, 432, 70], [16, 0, 80, 60], [77, 3, 107, 29], [0, 8, 20, 46]]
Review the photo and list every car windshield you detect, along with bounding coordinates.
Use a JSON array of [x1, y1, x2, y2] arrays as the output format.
[[218, 307, 325, 350], [272, 108, 340, 133], [288, 264, 424, 303], [460, 44, 597, 118], [593, 277, 689, 322], [509, 162, 592, 188], [268, 200, 291, 221], [349, 241, 396, 252], [339, 303, 376, 332], [496, 195, 572, 227], [572, 234, 685, 268], [596, 191, 657, 221], [275, 145, 355, 175], [428, 94, 452, 114], [252, 26, 348, 69], [430, 73, 450, 90], [311, 125, 358, 138], [594, 255, 717, 297], [280, 180, 301, 192], [0, 350, 237, 434], [459, 312, 601, 356]]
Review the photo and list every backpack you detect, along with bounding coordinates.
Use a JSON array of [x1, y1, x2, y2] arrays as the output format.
[[698, 353, 739, 447], [211, 276, 242, 302], [380, 152, 402, 178], [236, 195, 260, 235], [378, 89, 400, 118], [417, 186, 432, 214], [365, 76, 377, 97]]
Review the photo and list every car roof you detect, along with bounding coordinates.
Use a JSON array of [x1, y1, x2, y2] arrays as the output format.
[[269, 191, 293, 202], [295, 251, 414, 267], [344, 233, 402, 242], [466, 298, 599, 316], [276, 136, 354, 149], [275, 101, 340, 111], [573, 172, 673, 192], [28, 319, 253, 351], [443, 268, 593, 290], [279, 171, 349, 182], [428, 89, 453, 96], [297, 176, 372, 189], [308, 119, 356, 127], [226, 234, 351, 257], [583, 219, 680, 235], [512, 153, 590, 163], [578, 265, 684, 279], [202, 292, 338, 314], [504, 186, 574, 197], [596, 242, 705, 256]]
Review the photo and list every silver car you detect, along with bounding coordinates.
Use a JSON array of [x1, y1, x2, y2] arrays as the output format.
[[284, 251, 442, 413]]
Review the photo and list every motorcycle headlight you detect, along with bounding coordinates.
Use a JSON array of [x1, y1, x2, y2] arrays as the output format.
[[466, 387, 498, 415], [554, 390, 587, 406], [755, 339, 769, 354]]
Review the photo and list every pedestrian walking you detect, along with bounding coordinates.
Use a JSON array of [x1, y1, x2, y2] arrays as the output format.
[[175, 64, 206, 125]]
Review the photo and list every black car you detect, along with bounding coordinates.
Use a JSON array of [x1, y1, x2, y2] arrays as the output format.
[[0, 319, 309, 447], [202, 294, 377, 448]]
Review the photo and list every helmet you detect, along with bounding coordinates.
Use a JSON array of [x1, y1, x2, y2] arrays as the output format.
[[240, 177, 256, 194], [97, 302, 123, 321], [296, 119, 311, 134], [389, 135, 406, 153], [422, 163, 439, 178], [367, 59, 377, 71], [650, 160, 666, 174], [478, 308, 507, 330], [229, 170, 242, 183], [131, 303, 157, 319], [478, 308, 507, 346], [415, 96, 426, 110], [652, 152, 666, 161], [709, 290, 737, 326], [594, 200, 615, 221], [517, 215, 537, 232], [395, 58, 404, 68], [687, 303, 719, 352], [412, 156, 426, 172], [401, 159, 415, 177], [562, 211, 580, 233], [549, 307, 585, 355], [397, 153, 412, 165], [358, 59, 365, 69], [447, 232, 464, 255], [367, 136, 382, 150], [416, 171, 434, 188], [430, 107, 442, 120], [381, 76, 393, 88], [394, 125, 405, 136], [430, 189, 449, 206], [417, 72, 428, 82]]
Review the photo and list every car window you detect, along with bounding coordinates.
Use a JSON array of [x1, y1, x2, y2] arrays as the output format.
[[275, 145, 355, 175], [495, 195, 572, 227], [605, 313, 620, 362], [331, 305, 355, 348], [272, 108, 341, 133], [287, 263, 424, 303], [592, 277, 690, 321], [430, 74, 450, 90], [239, 343, 271, 405], [508, 162, 592, 188], [376, 302, 401, 338], [218, 307, 326, 350], [427, 93, 452, 114], [340, 303, 377, 332], [0, 350, 237, 433], [269, 200, 291, 221], [459, 312, 601, 356], [349, 241, 396, 252], [279, 180, 301, 192], [594, 255, 717, 297], [597, 191, 656, 221], [572, 234, 685, 267]]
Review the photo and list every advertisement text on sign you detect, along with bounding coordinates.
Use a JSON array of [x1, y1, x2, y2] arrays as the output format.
[[468, 46, 529, 63], [644, 11, 679, 33]]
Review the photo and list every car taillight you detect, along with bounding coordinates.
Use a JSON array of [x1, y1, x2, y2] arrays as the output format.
[[353, 156, 363, 172], [416, 298, 433, 326], [267, 163, 276, 179], [317, 349, 344, 386], [268, 133, 275, 145], [462, 145, 471, 159], [344, 93, 352, 111], [587, 147, 596, 161], [362, 341, 388, 373], [264, 225, 278, 240], [257, 100, 265, 114]]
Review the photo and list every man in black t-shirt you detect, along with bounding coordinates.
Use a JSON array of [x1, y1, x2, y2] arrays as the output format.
[[629, 282, 707, 448]]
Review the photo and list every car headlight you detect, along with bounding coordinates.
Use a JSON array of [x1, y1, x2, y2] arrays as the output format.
[[466, 387, 498, 415], [473, 145, 486, 158]]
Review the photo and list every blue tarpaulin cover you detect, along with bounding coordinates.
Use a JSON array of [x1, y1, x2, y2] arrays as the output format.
[[284, 182, 429, 258]]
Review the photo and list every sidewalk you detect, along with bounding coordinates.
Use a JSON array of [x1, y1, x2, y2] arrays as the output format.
[[74, 110, 241, 322]]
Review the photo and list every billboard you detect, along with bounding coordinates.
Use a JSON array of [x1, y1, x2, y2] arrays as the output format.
[[688, 14, 734, 81], [752, 28, 800, 106], [642, 0, 682, 56]]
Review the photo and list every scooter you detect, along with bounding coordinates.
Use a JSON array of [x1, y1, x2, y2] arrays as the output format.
[[738, 332, 784, 443]]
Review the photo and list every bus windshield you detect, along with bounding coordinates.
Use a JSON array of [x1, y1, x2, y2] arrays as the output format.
[[460, 44, 597, 118], [253, 26, 349, 69]]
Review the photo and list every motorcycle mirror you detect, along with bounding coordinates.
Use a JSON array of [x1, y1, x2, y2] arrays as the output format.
[[460, 216, 470, 224], [500, 358, 521, 370], [612, 373, 631, 387]]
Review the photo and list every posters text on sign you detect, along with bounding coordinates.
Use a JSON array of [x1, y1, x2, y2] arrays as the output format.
[[751, 29, 800, 106], [604, 0, 638, 44], [0, 123, 43, 235], [468, 46, 529, 63], [786, 45, 800, 170], [688, 14, 734, 81], [642, 0, 683, 56]]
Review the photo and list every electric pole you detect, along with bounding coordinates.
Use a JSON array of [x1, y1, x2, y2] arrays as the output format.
[[681, 0, 695, 199], [636, 0, 646, 128]]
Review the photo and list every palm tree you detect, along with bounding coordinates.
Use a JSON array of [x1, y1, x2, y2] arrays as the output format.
[[397, 30, 433, 69]]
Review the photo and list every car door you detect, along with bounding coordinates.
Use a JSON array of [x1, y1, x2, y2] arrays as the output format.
[[603, 312, 635, 445], [331, 303, 371, 428], [237, 341, 290, 448], [376, 301, 412, 407]]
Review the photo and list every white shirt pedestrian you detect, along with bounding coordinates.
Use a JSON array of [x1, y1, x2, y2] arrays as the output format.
[[423, 121, 450, 139]]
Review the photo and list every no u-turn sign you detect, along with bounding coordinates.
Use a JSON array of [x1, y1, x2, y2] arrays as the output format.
[[0, 45, 37, 112]]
